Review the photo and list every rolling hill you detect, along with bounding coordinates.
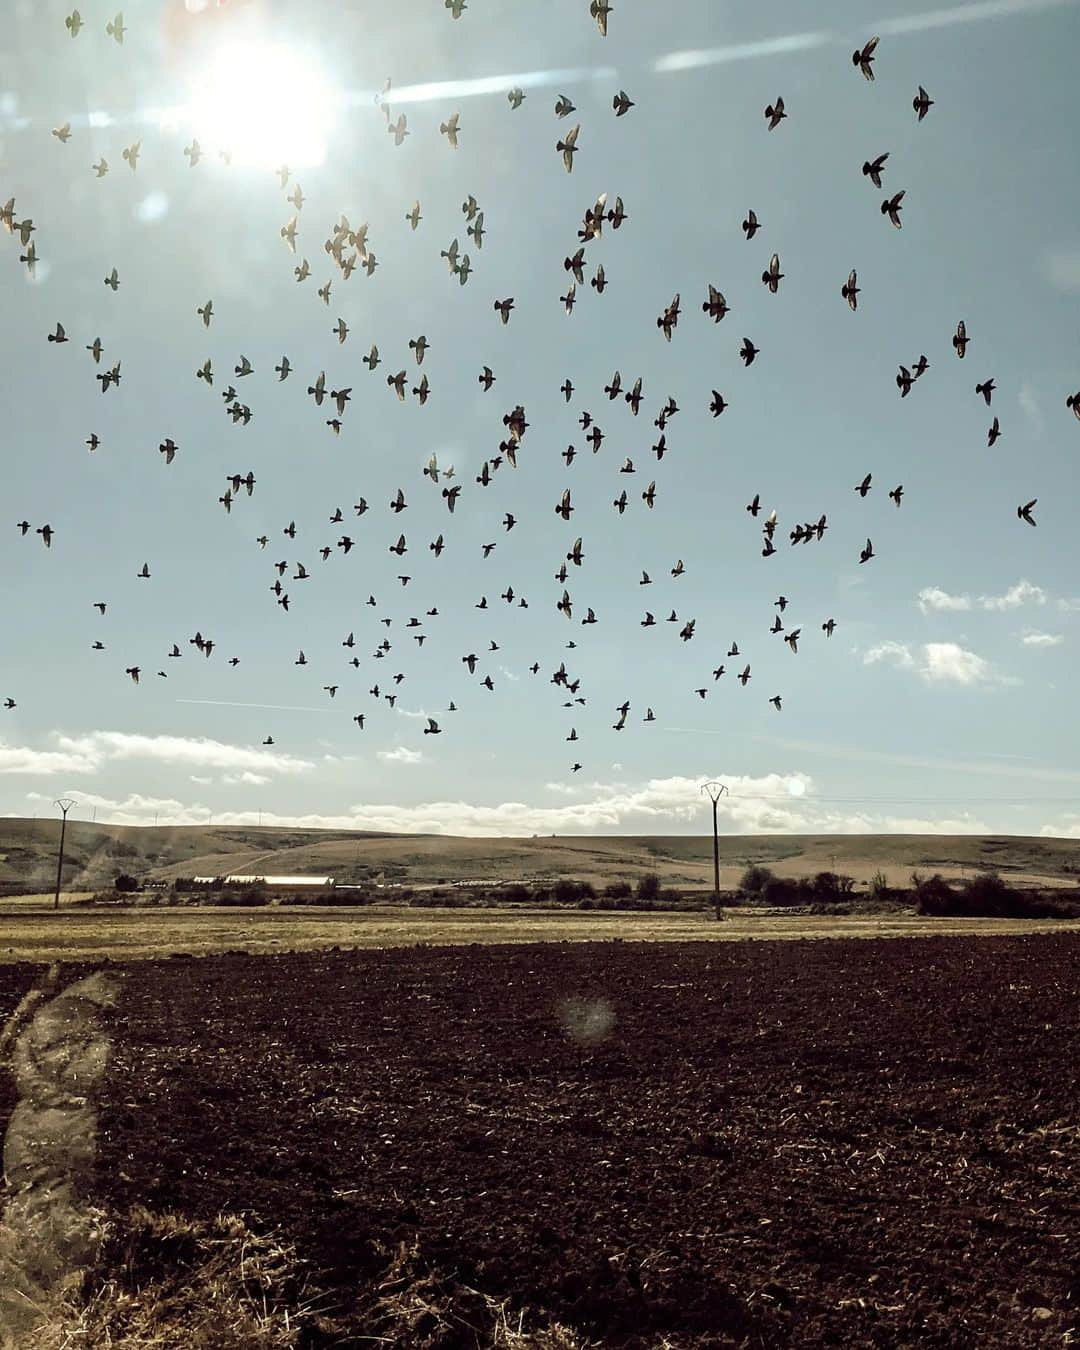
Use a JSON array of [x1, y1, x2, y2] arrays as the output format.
[[1, 817, 1078, 895]]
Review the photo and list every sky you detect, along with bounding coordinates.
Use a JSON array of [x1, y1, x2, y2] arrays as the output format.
[[2, 0, 1080, 839]]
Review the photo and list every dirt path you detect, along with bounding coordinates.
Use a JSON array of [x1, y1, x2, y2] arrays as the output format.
[[0, 968, 121, 1347]]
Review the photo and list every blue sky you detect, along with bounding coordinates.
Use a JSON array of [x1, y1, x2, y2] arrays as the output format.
[[3, 0, 1080, 838]]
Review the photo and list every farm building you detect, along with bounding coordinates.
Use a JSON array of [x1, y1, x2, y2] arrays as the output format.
[[225, 875, 335, 889]]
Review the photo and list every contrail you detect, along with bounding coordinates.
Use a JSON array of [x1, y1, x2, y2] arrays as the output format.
[[655, 33, 831, 74], [348, 64, 618, 108], [875, 0, 1073, 36], [3, 0, 1071, 135], [653, 0, 1075, 72], [175, 698, 331, 713]]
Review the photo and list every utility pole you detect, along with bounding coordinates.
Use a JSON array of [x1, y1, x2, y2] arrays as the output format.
[[53, 798, 76, 912], [700, 782, 729, 918]]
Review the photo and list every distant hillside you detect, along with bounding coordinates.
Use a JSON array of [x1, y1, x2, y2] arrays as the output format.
[[1, 818, 1078, 895]]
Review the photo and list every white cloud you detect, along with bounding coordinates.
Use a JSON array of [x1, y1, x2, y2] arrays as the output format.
[[1021, 631, 1063, 647], [1018, 380, 1045, 436], [26, 790, 200, 821], [189, 775, 213, 785], [1040, 815, 1080, 840], [14, 774, 998, 839], [222, 771, 272, 786], [864, 641, 915, 669], [52, 731, 314, 776], [917, 586, 971, 613], [919, 642, 992, 684], [918, 580, 1051, 615], [376, 746, 424, 765], [1042, 244, 1080, 294], [0, 742, 99, 776], [978, 579, 1047, 611], [864, 641, 1007, 685]]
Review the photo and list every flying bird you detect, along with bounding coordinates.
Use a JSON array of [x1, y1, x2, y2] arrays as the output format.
[[862, 152, 888, 188], [703, 285, 729, 321], [557, 124, 580, 173], [590, 0, 611, 36], [764, 98, 786, 130], [881, 191, 905, 228], [852, 36, 879, 80], [440, 112, 461, 148], [761, 253, 783, 293]]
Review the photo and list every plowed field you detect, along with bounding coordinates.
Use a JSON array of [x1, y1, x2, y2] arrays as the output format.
[[73, 935, 1080, 1343]]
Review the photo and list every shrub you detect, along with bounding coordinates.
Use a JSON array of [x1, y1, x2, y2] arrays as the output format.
[[114, 873, 140, 893], [603, 881, 632, 899], [913, 873, 957, 915], [216, 888, 268, 907], [635, 873, 661, 902], [554, 879, 594, 904], [499, 883, 532, 904], [738, 865, 775, 897], [869, 868, 890, 899], [761, 876, 807, 907], [810, 871, 855, 900]]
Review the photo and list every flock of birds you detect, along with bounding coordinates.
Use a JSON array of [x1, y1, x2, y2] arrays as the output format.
[[5, 8, 1075, 776]]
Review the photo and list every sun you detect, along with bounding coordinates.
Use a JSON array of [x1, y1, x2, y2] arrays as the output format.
[[185, 39, 338, 171]]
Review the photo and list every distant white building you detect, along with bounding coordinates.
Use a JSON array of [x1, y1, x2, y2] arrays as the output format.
[[224, 874, 335, 888]]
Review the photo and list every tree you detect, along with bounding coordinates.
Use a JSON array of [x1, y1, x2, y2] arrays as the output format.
[[635, 873, 660, 901], [114, 873, 140, 892], [738, 864, 775, 897]]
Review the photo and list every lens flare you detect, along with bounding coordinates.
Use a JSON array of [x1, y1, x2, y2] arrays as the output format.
[[185, 39, 337, 170]]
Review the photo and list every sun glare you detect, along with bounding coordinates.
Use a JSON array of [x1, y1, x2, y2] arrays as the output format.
[[186, 40, 337, 171]]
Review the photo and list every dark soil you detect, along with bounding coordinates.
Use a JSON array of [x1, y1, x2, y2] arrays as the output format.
[[91, 937, 1078, 1347]]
